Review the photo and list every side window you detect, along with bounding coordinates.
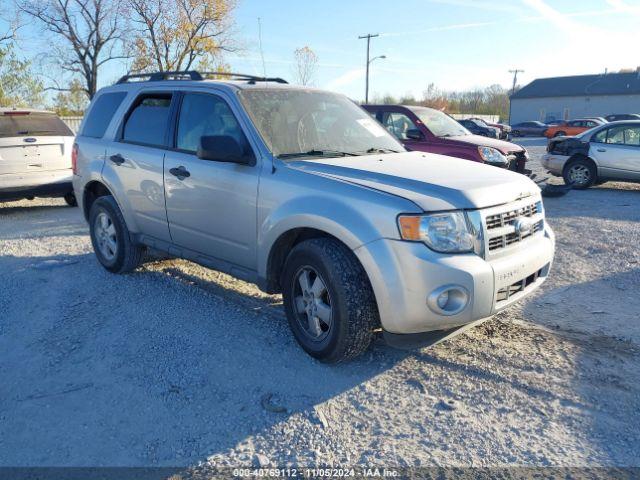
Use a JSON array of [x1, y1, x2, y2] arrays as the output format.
[[604, 126, 640, 146], [592, 128, 608, 143], [82, 92, 127, 138], [623, 127, 640, 146], [606, 126, 626, 145], [381, 112, 418, 140], [176, 93, 249, 154], [585, 121, 596, 127], [122, 94, 172, 147]]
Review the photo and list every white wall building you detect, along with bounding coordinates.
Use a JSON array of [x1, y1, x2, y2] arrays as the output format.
[[509, 71, 640, 124]]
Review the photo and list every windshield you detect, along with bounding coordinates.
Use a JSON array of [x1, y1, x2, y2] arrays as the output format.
[[0, 113, 73, 138], [410, 107, 470, 137], [238, 89, 404, 157]]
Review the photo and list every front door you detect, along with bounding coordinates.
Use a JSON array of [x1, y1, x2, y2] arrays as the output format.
[[590, 124, 640, 180], [378, 110, 425, 150], [164, 91, 259, 270]]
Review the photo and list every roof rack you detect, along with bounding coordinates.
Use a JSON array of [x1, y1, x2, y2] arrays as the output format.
[[116, 71, 288, 85]]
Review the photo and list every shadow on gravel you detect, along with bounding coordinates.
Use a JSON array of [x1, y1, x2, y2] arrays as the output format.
[[0, 251, 406, 466]]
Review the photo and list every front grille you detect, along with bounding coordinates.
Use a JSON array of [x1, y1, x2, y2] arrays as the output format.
[[483, 200, 544, 253], [496, 267, 544, 303]]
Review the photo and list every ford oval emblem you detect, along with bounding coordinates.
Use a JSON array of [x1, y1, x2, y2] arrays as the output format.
[[514, 218, 534, 235], [24, 137, 37, 143]]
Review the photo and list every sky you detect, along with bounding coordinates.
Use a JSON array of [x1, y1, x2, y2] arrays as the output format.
[[4, 0, 640, 101]]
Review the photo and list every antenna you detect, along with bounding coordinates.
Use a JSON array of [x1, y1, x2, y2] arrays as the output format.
[[258, 17, 267, 78]]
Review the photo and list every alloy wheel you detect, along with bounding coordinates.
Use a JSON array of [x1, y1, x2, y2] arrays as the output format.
[[292, 266, 333, 342], [94, 212, 118, 261]]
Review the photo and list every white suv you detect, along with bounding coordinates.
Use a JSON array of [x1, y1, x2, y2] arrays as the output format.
[[0, 108, 77, 205]]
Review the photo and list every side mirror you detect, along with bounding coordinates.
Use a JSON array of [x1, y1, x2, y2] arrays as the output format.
[[405, 128, 424, 141], [197, 135, 254, 165]]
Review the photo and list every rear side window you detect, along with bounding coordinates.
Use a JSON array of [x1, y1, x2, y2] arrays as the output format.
[[0, 113, 73, 138], [82, 92, 127, 138], [122, 94, 172, 147]]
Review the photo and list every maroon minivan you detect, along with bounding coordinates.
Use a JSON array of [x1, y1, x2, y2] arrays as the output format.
[[363, 105, 529, 173]]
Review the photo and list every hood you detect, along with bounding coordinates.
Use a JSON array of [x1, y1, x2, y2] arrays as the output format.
[[446, 134, 523, 154], [286, 151, 540, 211]]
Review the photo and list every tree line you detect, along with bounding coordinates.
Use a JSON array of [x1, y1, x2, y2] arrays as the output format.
[[0, 0, 238, 114]]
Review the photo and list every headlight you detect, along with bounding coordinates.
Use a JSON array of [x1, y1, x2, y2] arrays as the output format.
[[478, 146, 508, 165], [398, 211, 477, 253]]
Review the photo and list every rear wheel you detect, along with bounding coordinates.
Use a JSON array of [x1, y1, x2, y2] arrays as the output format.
[[563, 157, 597, 189], [89, 195, 144, 273], [281, 238, 379, 363], [64, 192, 77, 207]]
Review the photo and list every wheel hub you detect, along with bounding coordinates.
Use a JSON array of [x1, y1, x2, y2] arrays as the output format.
[[293, 266, 333, 342]]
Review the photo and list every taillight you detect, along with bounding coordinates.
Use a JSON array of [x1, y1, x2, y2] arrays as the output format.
[[72, 144, 78, 175]]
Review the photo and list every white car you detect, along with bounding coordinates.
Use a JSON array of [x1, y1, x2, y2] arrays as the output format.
[[542, 121, 640, 188], [0, 108, 77, 205]]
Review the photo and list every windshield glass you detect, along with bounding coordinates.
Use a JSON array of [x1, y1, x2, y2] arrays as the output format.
[[409, 107, 470, 137], [0, 113, 73, 138], [238, 89, 404, 157]]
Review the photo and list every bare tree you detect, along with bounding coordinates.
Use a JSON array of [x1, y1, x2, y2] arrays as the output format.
[[127, 0, 237, 73], [17, 0, 127, 99], [293, 46, 317, 86]]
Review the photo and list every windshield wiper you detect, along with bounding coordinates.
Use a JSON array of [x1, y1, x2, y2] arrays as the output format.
[[363, 147, 401, 154], [277, 149, 359, 159]]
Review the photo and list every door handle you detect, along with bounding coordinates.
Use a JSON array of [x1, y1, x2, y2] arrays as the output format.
[[110, 154, 125, 165], [169, 166, 191, 179], [597, 148, 606, 152]]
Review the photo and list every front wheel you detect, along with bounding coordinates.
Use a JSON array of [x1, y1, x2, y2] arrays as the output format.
[[563, 157, 597, 189], [281, 238, 379, 363], [89, 195, 144, 273]]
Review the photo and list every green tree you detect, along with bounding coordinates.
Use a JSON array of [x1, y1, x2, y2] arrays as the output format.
[[52, 78, 88, 115], [0, 45, 43, 107]]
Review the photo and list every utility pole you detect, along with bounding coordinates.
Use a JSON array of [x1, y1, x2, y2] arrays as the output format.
[[359, 33, 379, 103], [509, 69, 524, 96]]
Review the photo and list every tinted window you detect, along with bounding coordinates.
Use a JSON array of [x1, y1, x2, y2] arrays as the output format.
[[176, 93, 249, 153], [122, 95, 172, 147], [82, 92, 127, 138], [0, 113, 73, 138], [381, 112, 419, 140]]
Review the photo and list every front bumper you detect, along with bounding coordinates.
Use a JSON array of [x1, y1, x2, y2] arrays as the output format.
[[541, 153, 569, 176], [353, 223, 555, 335]]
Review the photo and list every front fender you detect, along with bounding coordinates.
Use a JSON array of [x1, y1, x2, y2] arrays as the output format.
[[257, 194, 406, 278]]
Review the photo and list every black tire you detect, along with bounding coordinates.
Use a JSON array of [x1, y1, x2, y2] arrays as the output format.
[[64, 192, 77, 207], [281, 238, 379, 363], [554, 131, 566, 137], [563, 157, 597, 189], [89, 195, 144, 273]]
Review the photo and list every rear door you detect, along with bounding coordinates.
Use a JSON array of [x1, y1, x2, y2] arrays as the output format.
[[590, 124, 640, 180], [103, 91, 174, 242], [0, 112, 74, 175]]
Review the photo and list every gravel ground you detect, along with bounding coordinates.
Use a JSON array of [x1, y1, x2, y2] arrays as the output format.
[[1, 139, 639, 468]]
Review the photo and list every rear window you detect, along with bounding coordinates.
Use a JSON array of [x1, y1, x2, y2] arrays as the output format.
[[122, 95, 172, 147], [0, 113, 73, 138], [82, 92, 127, 138]]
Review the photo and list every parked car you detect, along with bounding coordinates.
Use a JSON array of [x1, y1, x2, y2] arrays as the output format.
[[457, 118, 499, 138], [542, 120, 640, 189], [363, 105, 529, 173], [544, 118, 604, 138], [605, 113, 640, 122], [0, 108, 76, 205], [73, 71, 555, 362], [471, 118, 511, 139], [510, 121, 548, 137], [545, 120, 566, 126]]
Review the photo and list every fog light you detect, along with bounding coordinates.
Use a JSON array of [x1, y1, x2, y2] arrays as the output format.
[[427, 285, 469, 316]]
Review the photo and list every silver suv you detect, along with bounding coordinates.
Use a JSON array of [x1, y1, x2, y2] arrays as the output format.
[[73, 71, 555, 362]]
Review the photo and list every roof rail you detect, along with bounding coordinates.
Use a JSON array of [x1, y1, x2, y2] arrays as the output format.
[[116, 71, 288, 85]]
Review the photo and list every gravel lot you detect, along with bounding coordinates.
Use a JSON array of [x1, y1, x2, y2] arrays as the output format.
[[1, 139, 639, 468]]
